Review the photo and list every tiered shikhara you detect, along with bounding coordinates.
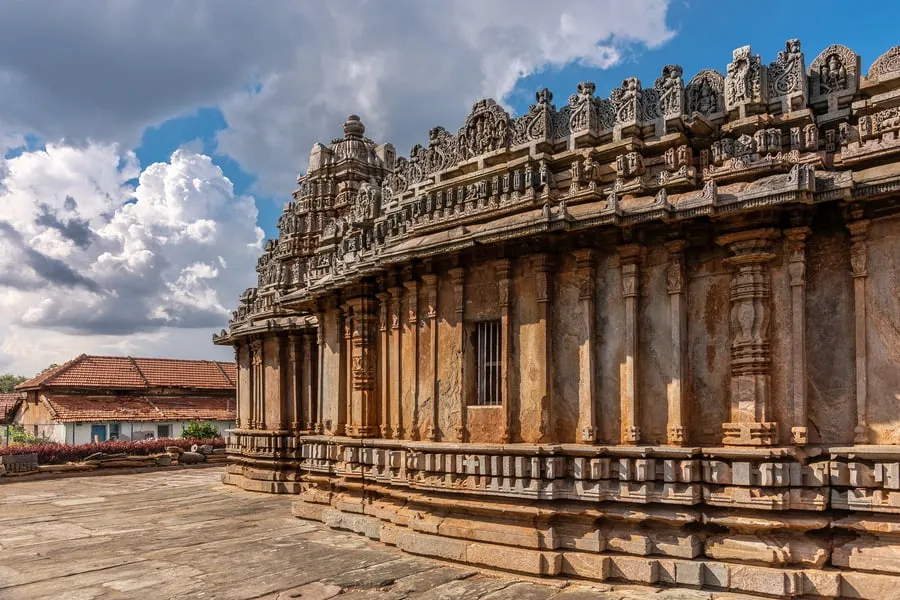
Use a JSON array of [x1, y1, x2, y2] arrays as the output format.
[[214, 41, 900, 598]]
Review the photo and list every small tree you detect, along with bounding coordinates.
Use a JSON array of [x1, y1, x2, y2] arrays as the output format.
[[0, 374, 27, 393], [181, 420, 221, 439]]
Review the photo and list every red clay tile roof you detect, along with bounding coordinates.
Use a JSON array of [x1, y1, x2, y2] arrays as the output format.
[[0, 393, 23, 423], [16, 355, 236, 392], [42, 395, 235, 423]]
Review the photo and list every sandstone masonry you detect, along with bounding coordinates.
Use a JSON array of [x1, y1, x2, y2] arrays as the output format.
[[214, 41, 900, 599]]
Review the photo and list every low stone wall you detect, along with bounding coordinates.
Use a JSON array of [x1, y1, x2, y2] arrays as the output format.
[[1, 447, 228, 481], [224, 433, 900, 599]]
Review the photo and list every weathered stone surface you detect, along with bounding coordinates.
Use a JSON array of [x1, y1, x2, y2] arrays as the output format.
[[216, 39, 900, 598]]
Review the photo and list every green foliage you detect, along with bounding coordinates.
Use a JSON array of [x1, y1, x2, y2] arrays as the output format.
[[0, 374, 27, 393], [2, 425, 53, 445], [40, 363, 60, 374], [181, 420, 221, 439]]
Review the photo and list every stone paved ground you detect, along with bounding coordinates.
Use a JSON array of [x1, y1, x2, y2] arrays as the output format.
[[0, 468, 762, 600]]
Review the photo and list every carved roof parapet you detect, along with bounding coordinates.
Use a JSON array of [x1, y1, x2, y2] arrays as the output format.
[[219, 41, 900, 333]]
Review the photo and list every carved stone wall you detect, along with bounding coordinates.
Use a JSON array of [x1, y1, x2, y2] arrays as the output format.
[[215, 41, 900, 598]]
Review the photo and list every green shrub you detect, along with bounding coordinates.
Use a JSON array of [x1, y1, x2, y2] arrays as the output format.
[[181, 420, 221, 439], [3, 425, 54, 445]]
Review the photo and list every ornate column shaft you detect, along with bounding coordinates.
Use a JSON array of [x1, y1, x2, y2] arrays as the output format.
[[377, 291, 392, 438], [315, 315, 325, 434], [250, 338, 264, 429], [574, 249, 597, 443], [347, 293, 379, 438], [403, 277, 421, 440], [422, 274, 439, 441], [236, 342, 250, 430], [717, 228, 779, 446], [534, 254, 554, 442], [786, 227, 810, 445], [337, 305, 351, 436], [618, 244, 644, 445], [448, 267, 467, 441], [389, 286, 404, 438], [286, 334, 299, 431], [665, 240, 687, 446], [495, 258, 512, 443], [848, 217, 870, 444], [303, 330, 317, 431]]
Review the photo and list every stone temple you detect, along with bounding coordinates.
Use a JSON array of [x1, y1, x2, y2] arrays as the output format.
[[214, 41, 900, 598]]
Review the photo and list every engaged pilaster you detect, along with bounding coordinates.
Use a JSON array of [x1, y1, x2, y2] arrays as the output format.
[[250, 338, 264, 429], [848, 215, 870, 444], [574, 249, 597, 443], [786, 227, 810, 445], [347, 292, 379, 438], [422, 273, 439, 441], [403, 276, 421, 441], [618, 244, 644, 445], [534, 254, 554, 442], [448, 267, 467, 442], [718, 228, 779, 446], [389, 285, 404, 439], [377, 291, 392, 439], [494, 258, 513, 444], [665, 240, 687, 446]]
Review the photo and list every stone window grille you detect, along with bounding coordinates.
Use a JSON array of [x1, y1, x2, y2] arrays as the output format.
[[475, 320, 501, 406]]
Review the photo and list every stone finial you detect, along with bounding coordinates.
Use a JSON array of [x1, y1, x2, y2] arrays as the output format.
[[343, 115, 366, 139]]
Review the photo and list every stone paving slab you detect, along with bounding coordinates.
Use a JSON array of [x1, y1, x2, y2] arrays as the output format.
[[0, 468, 763, 599]]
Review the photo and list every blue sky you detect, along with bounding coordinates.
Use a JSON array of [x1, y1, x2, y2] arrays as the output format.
[[0, 0, 897, 374], [127, 0, 900, 241]]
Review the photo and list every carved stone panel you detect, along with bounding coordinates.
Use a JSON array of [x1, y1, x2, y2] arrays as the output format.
[[725, 46, 767, 118], [809, 44, 860, 115]]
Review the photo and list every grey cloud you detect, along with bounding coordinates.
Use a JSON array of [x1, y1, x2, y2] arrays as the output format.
[[0, 220, 101, 292], [0, 1, 673, 195], [35, 202, 94, 249]]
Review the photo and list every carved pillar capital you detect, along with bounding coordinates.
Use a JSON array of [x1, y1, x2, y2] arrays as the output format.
[[403, 279, 419, 325], [848, 219, 870, 278], [786, 226, 810, 287], [493, 258, 512, 310], [421, 273, 438, 318], [448, 267, 465, 316]]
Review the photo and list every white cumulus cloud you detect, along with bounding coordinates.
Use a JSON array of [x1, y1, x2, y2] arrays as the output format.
[[0, 144, 263, 375]]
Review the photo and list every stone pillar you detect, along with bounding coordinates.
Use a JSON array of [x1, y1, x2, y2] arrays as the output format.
[[303, 330, 316, 431], [403, 277, 421, 440], [618, 244, 644, 445], [534, 254, 554, 442], [288, 334, 301, 432], [250, 338, 264, 429], [786, 227, 810, 445], [848, 216, 870, 444], [495, 258, 512, 443], [338, 306, 351, 437], [717, 228, 779, 446], [665, 240, 688, 446], [390, 285, 404, 438], [236, 342, 251, 430], [422, 273, 439, 441], [347, 293, 379, 438], [276, 335, 289, 431], [315, 317, 325, 434], [377, 291, 392, 438], [574, 249, 597, 443], [449, 267, 467, 441]]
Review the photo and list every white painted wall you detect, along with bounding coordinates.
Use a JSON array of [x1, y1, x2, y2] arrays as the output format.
[[63, 420, 235, 445]]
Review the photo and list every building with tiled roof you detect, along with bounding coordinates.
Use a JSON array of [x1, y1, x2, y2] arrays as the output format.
[[0, 393, 24, 425], [12, 355, 236, 444]]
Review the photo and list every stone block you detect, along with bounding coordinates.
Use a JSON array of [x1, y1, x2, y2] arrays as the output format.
[[651, 532, 703, 559], [560, 552, 610, 580], [731, 461, 752, 486], [727, 565, 800, 597], [466, 542, 561, 575], [397, 530, 467, 562], [606, 529, 652, 555], [674, 560, 703, 586], [380, 523, 401, 546], [802, 569, 842, 598], [438, 517, 541, 548], [291, 500, 326, 522], [608, 555, 658, 583], [703, 562, 730, 588], [834, 537, 900, 574], [841, 571, 900, 600]]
